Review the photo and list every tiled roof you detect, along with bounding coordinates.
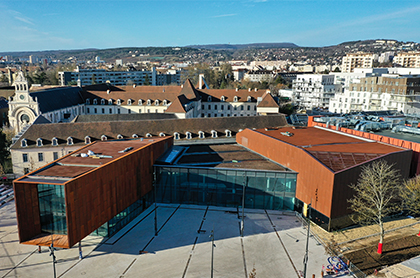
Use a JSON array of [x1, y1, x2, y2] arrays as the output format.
[[165, 96, 187, 113], [197, 88, 266, 102], [72, 113, 177, 123], [257, 93, 279, 108], [12, 114, 288, 149]]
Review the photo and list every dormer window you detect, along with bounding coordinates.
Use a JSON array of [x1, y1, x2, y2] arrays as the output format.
[[211, 130, 218, 138], [100, 99, 105, 105], [67, 137, 73, 145], [93, 99, 98, 105], [108, 99, 113, 105], [225, 130, 232, 137], [247, 96, 252, 102], [163, 99, 168, 106], [186, 132, 192, 139], [221, 96, 226, 102], [146, 133, 152, 137], [155, 100, 159, 106], [85, 136, 91, 144], [36, 138, 43, 147], [159, 132, 165, 137], [101, 135, 107, 141], [147, 99, 152, 106], [117, 99, 122, 105], [127, 99, 132, 105], [51, 137, 58, 146], [207, 96, 212, 102], [198, 131, 205, 139], [132, 134, 139, 138], [117, 134, 123, 139], [138, 99, 143, 105], [174, 132, 180, 140], [21, 139, 27, 148], [86, 99, 90, 105], [234, 96, 238, 102]]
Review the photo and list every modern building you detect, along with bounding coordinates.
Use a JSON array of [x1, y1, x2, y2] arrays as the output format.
[[236, 126, 411, 230], [58, 66, 181, 86], [329, 76, 420, 114], [292, 74, 341, 109], [14, 137, 172, 248], [341, 53, 378, 73], [10, 114, 288, 176], [14, 133, 297, 248], [392, 52, 420, 68]]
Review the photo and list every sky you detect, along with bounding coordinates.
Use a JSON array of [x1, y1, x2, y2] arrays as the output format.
[[0, 0, 419, 52]]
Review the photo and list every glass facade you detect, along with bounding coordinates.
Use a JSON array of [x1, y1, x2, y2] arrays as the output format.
[[90, 190, 154, 237], [38, 184, 67, 234], [155, 166, 297, 211]]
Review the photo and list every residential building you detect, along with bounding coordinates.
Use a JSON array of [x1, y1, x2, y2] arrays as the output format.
[[292, 74, 341, 109], [392, 52, 420, 68], [58, 66, 181, 86], [341, 52, 378, 73], [329, 76, 420, 114], [243, 70, 276, 82]]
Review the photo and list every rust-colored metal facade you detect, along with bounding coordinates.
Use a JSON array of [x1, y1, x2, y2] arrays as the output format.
[[237, 128, 412, 230], [14, 137, 172, 248]]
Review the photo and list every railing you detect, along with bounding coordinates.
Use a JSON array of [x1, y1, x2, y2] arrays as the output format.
[[295, 212, 366, 278]]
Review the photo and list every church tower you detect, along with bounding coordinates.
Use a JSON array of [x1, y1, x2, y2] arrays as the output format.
[[8, 71, 40, 133]]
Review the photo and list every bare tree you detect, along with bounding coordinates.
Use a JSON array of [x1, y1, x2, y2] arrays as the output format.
[[348, 160, 401, 254], [401, 175, 420, 215], [401, 175, 420, 236]]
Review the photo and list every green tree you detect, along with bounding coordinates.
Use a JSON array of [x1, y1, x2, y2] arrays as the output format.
[[0, 129, 10, 169], [348, 160, 401, 255]]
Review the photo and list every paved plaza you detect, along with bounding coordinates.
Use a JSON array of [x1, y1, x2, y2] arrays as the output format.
[[1, 201, 352, 278]]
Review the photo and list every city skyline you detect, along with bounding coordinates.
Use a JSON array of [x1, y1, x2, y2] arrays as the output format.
[[1, 0, 420, 52]]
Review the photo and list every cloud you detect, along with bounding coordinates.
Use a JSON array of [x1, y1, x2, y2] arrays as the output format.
[[14, 16, 35, 25], [211, 13, 237, 18]]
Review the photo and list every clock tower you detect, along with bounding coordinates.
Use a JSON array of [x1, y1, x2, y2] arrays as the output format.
[[8, 71, 40, 133]]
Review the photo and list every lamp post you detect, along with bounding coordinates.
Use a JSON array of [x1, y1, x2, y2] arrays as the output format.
[[49, 235, 57, 278], [303, 203, 311, 278], [210, 228, 215, 278]]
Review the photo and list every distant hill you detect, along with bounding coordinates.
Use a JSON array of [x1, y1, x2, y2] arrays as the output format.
[[187, 43, 299, 50]]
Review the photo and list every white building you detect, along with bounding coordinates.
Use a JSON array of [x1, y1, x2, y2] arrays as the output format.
[[59, 67, 180, 86], [292, 74, 340, 109], [341, 53, 378, 73], [392, 52, 420, 68], [329, 75, 420, 115]]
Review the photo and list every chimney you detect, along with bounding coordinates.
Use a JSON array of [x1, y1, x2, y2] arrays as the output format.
[[236, 88, 238, 91], [107, 89, 110, 94], [254, 88, 258, 92], [133, 84, 136, 88], [248, 88, 251, 92], [181, 84, 184, 88]]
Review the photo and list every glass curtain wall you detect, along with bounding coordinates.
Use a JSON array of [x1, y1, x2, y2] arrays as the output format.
[[37, 183, 67, 234], [155, 166, 297, 211]]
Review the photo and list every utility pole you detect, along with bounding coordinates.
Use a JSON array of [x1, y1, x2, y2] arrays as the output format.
[[303, 203, 311, 278]]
